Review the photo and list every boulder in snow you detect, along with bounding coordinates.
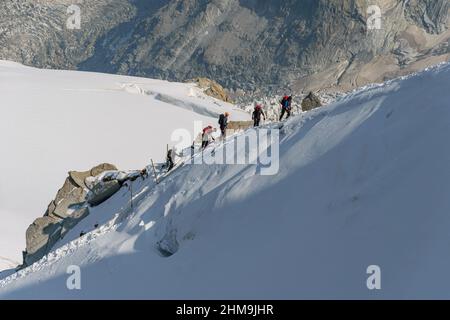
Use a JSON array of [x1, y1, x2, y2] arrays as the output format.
[[301, 92, 322, 112], [87, 180, 121, 207], [188, 77, 233, 103], [23, 163, 118, 268]]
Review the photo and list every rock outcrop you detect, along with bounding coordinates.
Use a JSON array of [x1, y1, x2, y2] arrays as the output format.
[[188, 77, 233, 103], [405, 0, 449, 34], [24, 163, 117, 267], [87, 180, 121, 207], [301, 92, 323, 112]]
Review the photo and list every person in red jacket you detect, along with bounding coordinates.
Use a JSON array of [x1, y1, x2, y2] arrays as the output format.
[[201, 126, 216, 149]]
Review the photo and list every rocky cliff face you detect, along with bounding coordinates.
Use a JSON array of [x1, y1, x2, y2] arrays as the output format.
[[0, 0, 134, 70], [22, 163, 148, 268], [24, 163, 118, 267], [406, 0, 449, 34], [22, 163, 155, 268], [0, 0, 448, 92]]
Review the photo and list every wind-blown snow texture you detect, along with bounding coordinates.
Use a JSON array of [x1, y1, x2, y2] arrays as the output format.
[[0, 60, 249, 272], [1, 63, 450, 299]]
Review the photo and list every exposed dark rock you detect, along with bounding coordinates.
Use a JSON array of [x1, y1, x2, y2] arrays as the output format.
[[157, 229, 179, 257], [87, 180, 122, 207], [301, 92, 323, 112], [405, 0, 449, 34]]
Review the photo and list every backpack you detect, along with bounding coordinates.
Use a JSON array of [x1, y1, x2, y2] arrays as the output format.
[[218, 114, 227, 127], [254, 105, 263, 116], [203, 126, 212, 134], [281, 96, 291, 109]]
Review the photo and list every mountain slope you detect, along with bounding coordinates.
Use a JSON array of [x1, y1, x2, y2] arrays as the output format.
[[0, 60, 249, 272], [0, 0, 448, 92], [1, 63, 450, 299]]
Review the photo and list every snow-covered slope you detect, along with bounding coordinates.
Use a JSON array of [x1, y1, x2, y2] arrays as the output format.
[[1, 63, 450, 299], [0, 61, 249, 272]]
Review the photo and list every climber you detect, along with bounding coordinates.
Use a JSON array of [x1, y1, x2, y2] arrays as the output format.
[[218, 112, 229, 140], [166, 148, 175, 171], [202, 126, 216, 149], [190, 141, 196, 157], [252, 103, 266, 127], [279, 95, 292, 121], [166, 147, 183, 172]]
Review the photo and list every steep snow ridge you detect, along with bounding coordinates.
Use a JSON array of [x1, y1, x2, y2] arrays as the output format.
[[0, 171, 157, 285], [1, 63, 450, 298], [0, 60, 250, 272]]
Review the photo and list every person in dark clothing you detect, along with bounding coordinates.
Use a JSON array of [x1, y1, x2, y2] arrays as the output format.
[[166, 148, 175, 171], [279, 95, 293, 121], [252, 104, 266, 127], [190, 141, 196, 158], [218, 112, 229, 140]]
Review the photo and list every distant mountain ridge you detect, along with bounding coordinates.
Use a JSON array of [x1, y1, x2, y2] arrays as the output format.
[[0, 0, 448, 93]]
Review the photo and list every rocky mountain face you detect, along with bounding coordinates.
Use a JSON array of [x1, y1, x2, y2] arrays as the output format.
[[23, 163, 118, 267], [0, 0, 448, 93], [0, 0, 135, 70], [22, 163, 150, 268]]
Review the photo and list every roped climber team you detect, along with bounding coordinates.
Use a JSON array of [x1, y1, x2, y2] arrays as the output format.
[[199, 95, 294, 149], [166, 95, 294, 172]]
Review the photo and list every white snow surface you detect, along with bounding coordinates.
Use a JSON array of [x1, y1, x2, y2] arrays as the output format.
[[0, 61, 249, 272], [1, 62, 450, 299]]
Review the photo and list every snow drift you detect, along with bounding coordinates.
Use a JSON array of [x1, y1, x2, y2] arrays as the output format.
[[1, 63, 450, 299], [0, 61, 249, 272]]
